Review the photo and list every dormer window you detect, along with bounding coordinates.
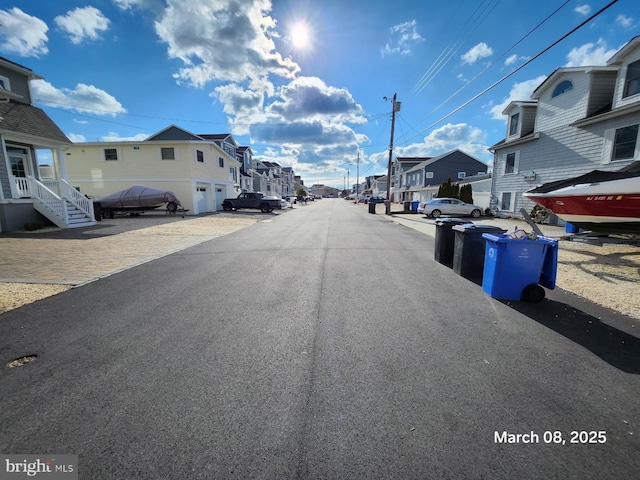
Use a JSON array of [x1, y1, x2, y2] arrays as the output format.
[[623, 59, 640, 98], [509, 112, 520, 136], [551, 80, 573, 98], [0, 75, 10, 91]]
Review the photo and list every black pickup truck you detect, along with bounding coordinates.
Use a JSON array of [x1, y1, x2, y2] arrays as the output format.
[[221, 192, 282, 213]]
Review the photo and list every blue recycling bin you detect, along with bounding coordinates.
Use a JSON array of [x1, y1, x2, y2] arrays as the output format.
[[481, 233, 558, 302], [411, 200, 419, 212]]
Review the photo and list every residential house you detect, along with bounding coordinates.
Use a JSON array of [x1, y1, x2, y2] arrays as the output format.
[[261, 161, 283, 196], [236, 146, 254, 193], [0, 56, 95, 232], [370, 175, 388, 197], [489, 36, 640, 219], [401, 150, 490, 206], [65, 125, 241, 214], [310, 184, 339, 198], [390, 157, 423, 202], [281, 167, 295, 198], [253, 162, 277, 195]]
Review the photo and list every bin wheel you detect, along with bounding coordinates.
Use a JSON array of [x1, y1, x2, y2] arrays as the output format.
[[523, 284, 545, 303]]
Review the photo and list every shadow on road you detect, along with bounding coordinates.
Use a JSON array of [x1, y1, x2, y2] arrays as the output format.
[[507, 297, 640, 374]]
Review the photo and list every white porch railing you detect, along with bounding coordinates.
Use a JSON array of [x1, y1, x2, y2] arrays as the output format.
[[15, 176, 95, 228]]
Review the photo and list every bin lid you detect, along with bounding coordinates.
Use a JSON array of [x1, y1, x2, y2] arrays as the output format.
[[435, 217, 468, 225], [482, 232, 559, 245], [452, 224, 506, 233]]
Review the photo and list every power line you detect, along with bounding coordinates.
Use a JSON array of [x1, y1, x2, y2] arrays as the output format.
[[420, 0, 571, 122], [398, 0, 620, 148], [411, 0, 501, 96]]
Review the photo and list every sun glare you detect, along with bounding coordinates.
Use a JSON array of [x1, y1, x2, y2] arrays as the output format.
[[291, 22, 311, 49]]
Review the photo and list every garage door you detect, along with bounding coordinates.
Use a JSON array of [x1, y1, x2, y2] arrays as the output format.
[[196, 186, 208, 213]]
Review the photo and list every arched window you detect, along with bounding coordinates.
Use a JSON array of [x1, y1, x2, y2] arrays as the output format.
[[552, 80, 573, 98]]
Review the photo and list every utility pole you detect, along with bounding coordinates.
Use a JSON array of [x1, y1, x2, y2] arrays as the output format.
[[347, 169, 350, 195], [385, 93, 400, 215], [355, 151, 360, 203]]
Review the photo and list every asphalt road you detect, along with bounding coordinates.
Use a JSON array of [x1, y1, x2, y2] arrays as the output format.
[[1, 199, 639, 479]]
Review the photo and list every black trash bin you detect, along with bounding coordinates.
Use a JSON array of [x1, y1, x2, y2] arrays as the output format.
[[368, 202, 377, 214], [93, 201, 102, 222], [452, 224, 506, 284], [403, 201, 411, 211], [434, 218, 468, 267]]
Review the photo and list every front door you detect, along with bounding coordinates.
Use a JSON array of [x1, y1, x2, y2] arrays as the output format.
[[8, 151, 30, 197]]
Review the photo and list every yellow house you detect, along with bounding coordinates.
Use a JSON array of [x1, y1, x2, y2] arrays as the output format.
[[65, 125, 241, 214]]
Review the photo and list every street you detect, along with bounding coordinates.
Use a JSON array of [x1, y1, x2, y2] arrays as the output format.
[[1, 199, 639, 479]]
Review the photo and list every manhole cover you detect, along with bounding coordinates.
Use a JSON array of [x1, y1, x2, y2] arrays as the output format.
[[6, 355, 37, 368]]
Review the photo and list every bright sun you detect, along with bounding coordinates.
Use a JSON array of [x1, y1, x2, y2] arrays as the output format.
[[290, 22, 311, 49]]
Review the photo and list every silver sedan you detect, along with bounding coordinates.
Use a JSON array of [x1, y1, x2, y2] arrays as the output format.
[[421, 198, 483, 218]]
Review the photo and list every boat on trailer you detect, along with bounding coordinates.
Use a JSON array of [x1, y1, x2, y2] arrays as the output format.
[[523, 162, 640, 235]]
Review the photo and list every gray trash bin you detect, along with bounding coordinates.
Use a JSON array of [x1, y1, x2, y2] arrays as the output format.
[[434, 218, 468, 267], [452, 224, 506, 284], [368, 202, 377, 214]]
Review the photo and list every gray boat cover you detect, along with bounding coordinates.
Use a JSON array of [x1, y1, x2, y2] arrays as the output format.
[[98, 186, 181, 209]]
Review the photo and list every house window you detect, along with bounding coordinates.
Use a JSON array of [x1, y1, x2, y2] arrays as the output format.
[[501, 192, 512, 210], [0, 75, 10, 91], [457, 172, 466, 179], [104, 148, 118, 161], [612, 124, 639, 161], [552, 80, 573, 98], [504, 152, 517, 174], [218, 157, 224, 168], [196, 150, 204, 163], [509, 112, 520, 136], [623, 59, 640, 98], [229, 167, 237, 182], [161, 147, 175, 160], [425, 171, 434, 179]]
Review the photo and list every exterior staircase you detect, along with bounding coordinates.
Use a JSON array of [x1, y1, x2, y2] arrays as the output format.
[[23, 176, 96, 229]]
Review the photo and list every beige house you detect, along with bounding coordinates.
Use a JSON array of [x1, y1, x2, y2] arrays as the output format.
[[65, 125, 241, 214]]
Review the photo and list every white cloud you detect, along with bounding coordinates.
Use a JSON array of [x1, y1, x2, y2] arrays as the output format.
[[574, 4, 591, 16], [504, 54, 519, 66], [67, 133, 86, 143], [0, 7, 48, 57], [114, 0, 165, 12], [102, 132, 149, 142], [564, 39, 618, 67], [381, 20, 424, 57], [31, 79, 127, 116], [395, 123, 490, 162], [54, 7, 110, 45], [489, 76, 547, 120], [153, 0, 300, 87], [461, 42, 493, 65], [616, 14, 634, 29]]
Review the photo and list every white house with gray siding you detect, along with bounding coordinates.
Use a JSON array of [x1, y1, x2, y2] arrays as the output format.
[[0, 56, 95, 232], [489, 36, 640, 220]]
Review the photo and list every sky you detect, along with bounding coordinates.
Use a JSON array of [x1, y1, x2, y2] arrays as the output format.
[[0, 0, 639, 189]]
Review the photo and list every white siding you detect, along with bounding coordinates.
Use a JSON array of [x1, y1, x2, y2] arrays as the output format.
[[613, 48, 640, 109], [535, 74, 590, 132]]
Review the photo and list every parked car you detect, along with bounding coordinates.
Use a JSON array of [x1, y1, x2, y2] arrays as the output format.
[[421, 198, 483, 218], [368, 196, 385, 204]]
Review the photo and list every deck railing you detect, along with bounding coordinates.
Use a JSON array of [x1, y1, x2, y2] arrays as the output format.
[[15, 176, 95, 227]]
